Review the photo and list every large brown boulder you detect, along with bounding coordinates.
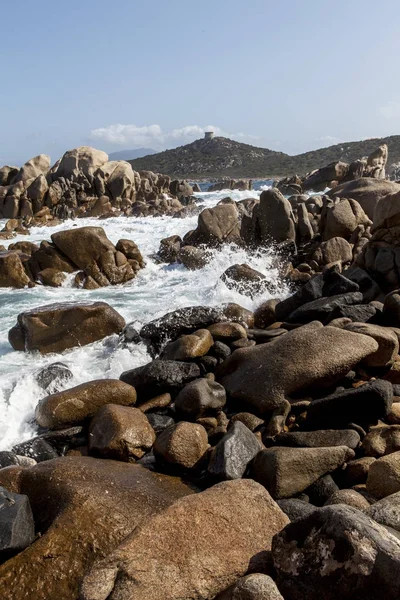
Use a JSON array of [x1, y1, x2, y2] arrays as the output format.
[[51, 227, 139, 287], [54, 146, 108, 178], [251, 445, 354, 499], [95, 160, 138, 200], [35, 379, 137, 429], [8, 301, 125, 354], [0, 457, 192, 600], [355, 190, 400, 289], [217, 322, 378, 435], [244, 188, 295, 245], [184, 203, 240, 246], [0, 165, 18, 186], [29, 241, 76, 275], [322, 197, 371, 241], [11, 154, 51, 184], [27, 173, 49, 203], [328, 177, 400, 219], [80, 479, 289, 600], [365, 143, 388, 179], [0, 251, 33, 288], [51, 226, 115, 269], [303, 161, 349, 191], [89, 404, 155, 460]]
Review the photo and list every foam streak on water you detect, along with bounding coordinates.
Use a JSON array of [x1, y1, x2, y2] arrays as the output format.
[[0, 185, 289, 449]]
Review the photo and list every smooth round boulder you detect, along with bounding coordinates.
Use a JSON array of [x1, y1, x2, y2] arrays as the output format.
[[89, 404, 155, 461], [215, 573, 284, 600], [361, 425, 400, 457], [153, 422, 208, 469], [367, 451, 400, 498], [0, 251, 33, 288], [9, 301, 125, 354], [254, 298, 279, 329], [344, 322, 399, 367], [217, 322, 378, 434], [208, 321, 247, 342], [324, 488, 371, 511], [35, 379, 137, 429], [0, 457, 192, 600], [80, 479, 289, 600], [38, 268, 66, 288], [161, 329, 213, 360], [120, 360, 201, 401]]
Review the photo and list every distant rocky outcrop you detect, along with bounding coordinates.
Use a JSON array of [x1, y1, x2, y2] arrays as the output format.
[[0, 146, 197, 223], [277, 144, 389, 195], [129, 133, 400, 179]]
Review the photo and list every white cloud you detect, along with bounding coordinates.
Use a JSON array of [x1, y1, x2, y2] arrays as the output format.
[[89, 123, 259, 149], [380, 101, 400, 119], [90, 124, 164, 146], [170, 125, 222, 139]]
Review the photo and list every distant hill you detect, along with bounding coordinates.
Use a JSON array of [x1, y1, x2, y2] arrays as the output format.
[[128, 135, 400, 179], [109, 148, 156, 161]]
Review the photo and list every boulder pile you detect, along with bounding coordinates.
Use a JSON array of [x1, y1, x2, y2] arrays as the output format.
[[277, 143, 389, 194], [0, 145, 197, 224], [4, 263, 400, 597], [0, 225, 145, 289], [6, 144, 400, 599]]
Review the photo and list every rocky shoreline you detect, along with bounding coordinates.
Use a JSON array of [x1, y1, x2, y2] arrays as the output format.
[[3, 144, 400, 599]]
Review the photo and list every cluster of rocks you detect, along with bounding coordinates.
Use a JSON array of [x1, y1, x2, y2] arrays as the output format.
[[158, 168, 400, 300], [0, 146, 197, 223], [277, 143, 389, 194], [0, 225, 145, 289], [5, 255, 400, 596], [207, 178, 252, 192], [6, 145, 400, 599]]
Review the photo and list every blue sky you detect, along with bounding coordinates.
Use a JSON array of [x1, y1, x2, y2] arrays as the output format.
[[2, 0, 400, 165]]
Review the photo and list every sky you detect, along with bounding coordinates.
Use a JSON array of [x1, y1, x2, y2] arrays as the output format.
[[2, 0, 400, 165]]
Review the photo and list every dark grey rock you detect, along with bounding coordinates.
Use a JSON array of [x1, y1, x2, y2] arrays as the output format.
[[208, 341, 231, 360], [198, 355, 219, 374], [38, 426, 86, 454], [306, 379, 393, 429], [287, 292, 363, 324], [274, 429, 360, 450], [140, 306, 225, 352], [35, 362, 73, 393], [321, 270, 359, 297], [120, 360, 201, 400], [175, 378, 226, 420], [277, 498, 317, 521], [146, 414, 175, 435], [12, 438, 59, 463], [343, 265, 381, 303], [367, 491, 400, 532], [121, 323, 141, 344], [0, 451, 19, 469], [272, 504, 400, 600], [329, 303, 377, 322], [305, 474, 339, 506], [0, 486, 35, 561], [207, 421, 261, 480], [275, 274, 324, 321]]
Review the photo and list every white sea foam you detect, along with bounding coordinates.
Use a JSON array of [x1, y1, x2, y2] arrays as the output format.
[[0, 185, 289, 450]]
